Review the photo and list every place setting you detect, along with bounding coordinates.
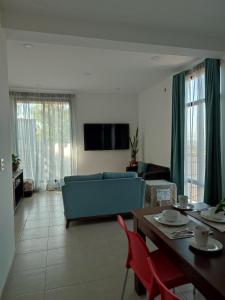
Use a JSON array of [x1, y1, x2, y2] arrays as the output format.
[[172, 195, 194, 211], [153, 209, 189, 227], [144, 209, 196, 239], [200, 207, 225, 223], [144, 194, 194, 231], [189, 224, 223, 253], [187, 204, 225, 233]]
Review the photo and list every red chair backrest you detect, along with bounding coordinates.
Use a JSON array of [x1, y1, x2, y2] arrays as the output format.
[[117, 215, 156, 290], [147, 257, 181, 300]]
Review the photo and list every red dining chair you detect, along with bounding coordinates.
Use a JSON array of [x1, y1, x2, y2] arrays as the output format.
[[147, 257, 181, 300], [117, 215, 189, 300]]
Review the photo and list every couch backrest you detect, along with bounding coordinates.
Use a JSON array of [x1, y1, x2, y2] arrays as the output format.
[[64, 173, 103, 184], [64, 172, 137, 184], [102, 172, 137, 179]]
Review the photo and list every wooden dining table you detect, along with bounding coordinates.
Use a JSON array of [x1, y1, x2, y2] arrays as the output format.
[[132, 205, 225, 300]]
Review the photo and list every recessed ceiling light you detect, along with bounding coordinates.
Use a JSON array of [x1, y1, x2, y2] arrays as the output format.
[[24, 43, 34, 49], [83, 72, 92, 76], [151, 55, 160, 61]]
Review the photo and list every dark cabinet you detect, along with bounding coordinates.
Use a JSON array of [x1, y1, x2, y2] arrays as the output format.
[[13, 169, 24, 211]]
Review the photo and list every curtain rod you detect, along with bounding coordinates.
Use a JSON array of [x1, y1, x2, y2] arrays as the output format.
[[9, 87, 77, 95]]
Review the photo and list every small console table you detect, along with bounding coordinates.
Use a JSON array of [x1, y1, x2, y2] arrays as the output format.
[[145, 179, 177, 208], [13, 169, 24, 211]]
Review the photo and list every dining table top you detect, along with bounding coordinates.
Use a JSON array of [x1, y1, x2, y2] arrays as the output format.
[[132, 205, 225, 300]]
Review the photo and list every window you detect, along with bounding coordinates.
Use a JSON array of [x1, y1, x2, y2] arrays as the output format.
[[184, 65, 206, 203], [14, 94, 73, 191]]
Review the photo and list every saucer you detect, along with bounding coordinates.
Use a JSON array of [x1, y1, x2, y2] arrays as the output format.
[[153, 213, 189, 226], [189, 237, 223, 252], [200, 210, 225, 223], [173, 203, 194, 211]]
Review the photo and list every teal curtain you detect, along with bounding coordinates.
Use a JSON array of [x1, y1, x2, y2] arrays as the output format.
[[204, 58, 222, 205], [170, 72, 185, 195]]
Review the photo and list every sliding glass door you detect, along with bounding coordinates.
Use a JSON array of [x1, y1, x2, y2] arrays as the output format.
[[14, 94, 73, 190], [184, 66, 206, 202]]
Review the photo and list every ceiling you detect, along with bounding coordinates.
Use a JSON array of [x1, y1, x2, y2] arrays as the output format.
[[1, 0, 225, 38], [2, 0, 225, 53], [7, 40, 196, 94], [1, 0, 225, 39]]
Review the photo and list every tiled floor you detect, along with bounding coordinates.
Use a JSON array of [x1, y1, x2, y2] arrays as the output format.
[[2, 192, 205, 300]]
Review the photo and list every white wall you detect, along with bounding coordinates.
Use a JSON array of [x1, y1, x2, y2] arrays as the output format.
[[138, 76, 172, 167], [75, 93, 137, 174], [0, 28, 15, 296]]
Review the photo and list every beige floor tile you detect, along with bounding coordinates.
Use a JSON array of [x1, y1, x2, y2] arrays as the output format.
[[47, 231, 113, 252], [48, 225, 66, 237], [20, 227, 49, 240], [47, 236, 69, 250], [49, 217, 65, 226], [46, 247, 83, 266], [26, 215, 50, 222], [47, 234, 88, 250], [16, 237, 48, 253], [31, 203, 50, 209], [46, 259, 124, 290], [49, 212, 65, 219], [28, 210, 50, 217], [3, 269, 45, 299], [96, 272, 142, 300], [48, 208, 64, 213], [45, 281, 101, 300], [46, 264, 86, 289], [2, 292, 44, 300], [25, 219, 50, 229], [12, 251, 47, 272], [45, 274, 143, 300]]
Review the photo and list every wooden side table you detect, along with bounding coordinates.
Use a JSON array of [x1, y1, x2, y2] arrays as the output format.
[[145, 179, 177, 208]]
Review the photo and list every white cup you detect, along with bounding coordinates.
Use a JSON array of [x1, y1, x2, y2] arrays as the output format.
[[162, 209, 180, 222], [208, 207, 224, 220], [178, 195, 188, 208], [194, 225, 209, 247]]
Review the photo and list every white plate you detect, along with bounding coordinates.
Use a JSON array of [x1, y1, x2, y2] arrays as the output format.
[[173, 203, 194, 211], [200, 210, 225, 223], [189, 237, 223, 252], [153, 213, 189, 226]]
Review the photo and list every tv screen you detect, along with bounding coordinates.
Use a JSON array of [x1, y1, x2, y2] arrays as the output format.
[[84, 123, 129, 150]]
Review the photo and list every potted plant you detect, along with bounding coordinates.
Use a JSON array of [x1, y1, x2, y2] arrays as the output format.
[[129, 127, 139, 166], [215, 198, 225, 215], [12, 154, 21, 172]]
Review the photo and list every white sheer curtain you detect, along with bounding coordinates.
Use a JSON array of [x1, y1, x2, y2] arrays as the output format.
[[184, 64, 206, 202], [11, 92, 75, 191]]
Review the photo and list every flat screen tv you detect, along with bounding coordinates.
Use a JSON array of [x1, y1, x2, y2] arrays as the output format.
[[84, 123, 129, 150]]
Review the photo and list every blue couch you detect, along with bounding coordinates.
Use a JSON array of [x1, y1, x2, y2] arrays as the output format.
[[62, 172, 145, 227]]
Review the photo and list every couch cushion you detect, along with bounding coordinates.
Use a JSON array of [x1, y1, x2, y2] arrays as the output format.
[[64, 173, 103, 183], [103, 172, 137, 179], [137, 161, 148, 174]]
